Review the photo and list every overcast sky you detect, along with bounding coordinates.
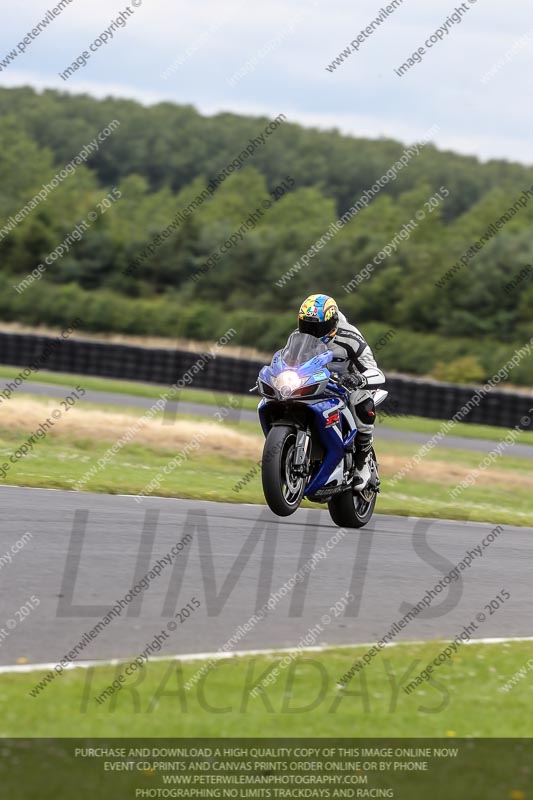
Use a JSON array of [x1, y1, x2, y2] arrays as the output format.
[[1, 0, 532, 164]]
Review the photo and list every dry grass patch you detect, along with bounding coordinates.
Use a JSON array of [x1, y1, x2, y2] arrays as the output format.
[[0, 397, 262, 460], [378, 452, 533, 490], [2, 398, 531, 492]]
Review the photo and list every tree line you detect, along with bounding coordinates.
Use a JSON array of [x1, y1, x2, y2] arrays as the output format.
[[0, 87, 531, 385]]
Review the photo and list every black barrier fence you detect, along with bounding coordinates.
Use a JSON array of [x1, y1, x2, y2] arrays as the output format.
[[381, 374, 532, 430], [0, 331, 531, 429], [0, 738, 531, 799]]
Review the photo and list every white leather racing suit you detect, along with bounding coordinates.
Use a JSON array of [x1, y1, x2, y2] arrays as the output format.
[[327, 312, 385, 463]]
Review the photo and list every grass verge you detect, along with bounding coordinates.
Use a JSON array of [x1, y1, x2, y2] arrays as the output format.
[[1, 365, 532, 445], [0, 397, 532, 525], [379, 413, 533, 446], [4, 640, 532, 737]]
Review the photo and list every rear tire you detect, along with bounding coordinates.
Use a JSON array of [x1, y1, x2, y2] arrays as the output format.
[[262, 426, 306, 517], [327, 488, 376, 528], [327, 450, 378, 529]]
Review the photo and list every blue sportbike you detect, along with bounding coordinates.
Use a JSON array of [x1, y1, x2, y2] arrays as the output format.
[[256, 332, 387, 528]]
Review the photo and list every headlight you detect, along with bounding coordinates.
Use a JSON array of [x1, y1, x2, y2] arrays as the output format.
[[273, 370, 303, 398]]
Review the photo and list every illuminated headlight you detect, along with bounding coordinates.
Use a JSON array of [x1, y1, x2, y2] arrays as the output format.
[[273, 370, 303, 398]]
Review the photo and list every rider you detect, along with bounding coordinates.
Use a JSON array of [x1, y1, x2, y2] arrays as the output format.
[[297, 293, 385, 489]]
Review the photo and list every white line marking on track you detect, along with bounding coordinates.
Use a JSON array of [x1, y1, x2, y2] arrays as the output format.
[[2, 636, 533, 675]]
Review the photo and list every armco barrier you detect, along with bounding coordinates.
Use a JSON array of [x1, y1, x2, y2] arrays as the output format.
[[0, 331, 531, 430]]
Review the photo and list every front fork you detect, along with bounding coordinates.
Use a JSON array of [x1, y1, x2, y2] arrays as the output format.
[[293, 429, 311, 477]]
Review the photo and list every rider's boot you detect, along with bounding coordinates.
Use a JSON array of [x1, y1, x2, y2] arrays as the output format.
[[352, 432, 373, 490]]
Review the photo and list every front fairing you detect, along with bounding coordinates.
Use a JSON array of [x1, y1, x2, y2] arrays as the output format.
[[257, 332, 334, 402]]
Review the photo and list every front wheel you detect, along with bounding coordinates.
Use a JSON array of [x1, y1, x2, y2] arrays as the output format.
[[262, 426, 306, 517]]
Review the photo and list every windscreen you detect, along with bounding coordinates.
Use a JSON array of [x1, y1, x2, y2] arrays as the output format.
[[280, 331, 328, 367]]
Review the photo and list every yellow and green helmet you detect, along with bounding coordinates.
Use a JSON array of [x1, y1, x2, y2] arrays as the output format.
[[298, 294, 339, 342]]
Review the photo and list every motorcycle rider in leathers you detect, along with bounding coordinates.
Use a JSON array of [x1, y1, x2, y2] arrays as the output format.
[[297, 293, 386, 489]]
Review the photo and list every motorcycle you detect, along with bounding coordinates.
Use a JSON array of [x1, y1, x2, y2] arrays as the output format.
[[255, 331, 388, 528]]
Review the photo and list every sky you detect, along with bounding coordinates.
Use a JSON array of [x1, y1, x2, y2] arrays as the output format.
[[1, 0, 532, 164]]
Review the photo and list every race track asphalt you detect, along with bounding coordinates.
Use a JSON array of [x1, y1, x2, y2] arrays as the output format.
[[0, 487, 530, 667]]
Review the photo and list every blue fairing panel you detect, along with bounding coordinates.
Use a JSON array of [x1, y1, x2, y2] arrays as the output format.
[[304, 398, 347, 496]]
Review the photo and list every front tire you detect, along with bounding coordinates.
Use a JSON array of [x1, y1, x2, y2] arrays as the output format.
[[262, 426, 306, 517]]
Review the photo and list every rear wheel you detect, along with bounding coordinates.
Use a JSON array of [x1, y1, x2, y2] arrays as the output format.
[[262, 426, 306, 517], [327, 450, 378, 528]]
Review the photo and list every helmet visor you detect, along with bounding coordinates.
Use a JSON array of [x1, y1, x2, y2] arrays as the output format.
[[298, 317, 336, 338]]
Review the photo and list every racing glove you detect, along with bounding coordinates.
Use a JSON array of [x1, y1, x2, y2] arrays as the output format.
[[340, 372, 368, 390]]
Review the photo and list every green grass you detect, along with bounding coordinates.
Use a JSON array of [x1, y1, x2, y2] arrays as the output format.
[[5, 641, 532, 737], [2, 643, 532, 796], [381, 482, 533, 526], [0, 421, 532, 525], [0, 428, 257, 502]]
